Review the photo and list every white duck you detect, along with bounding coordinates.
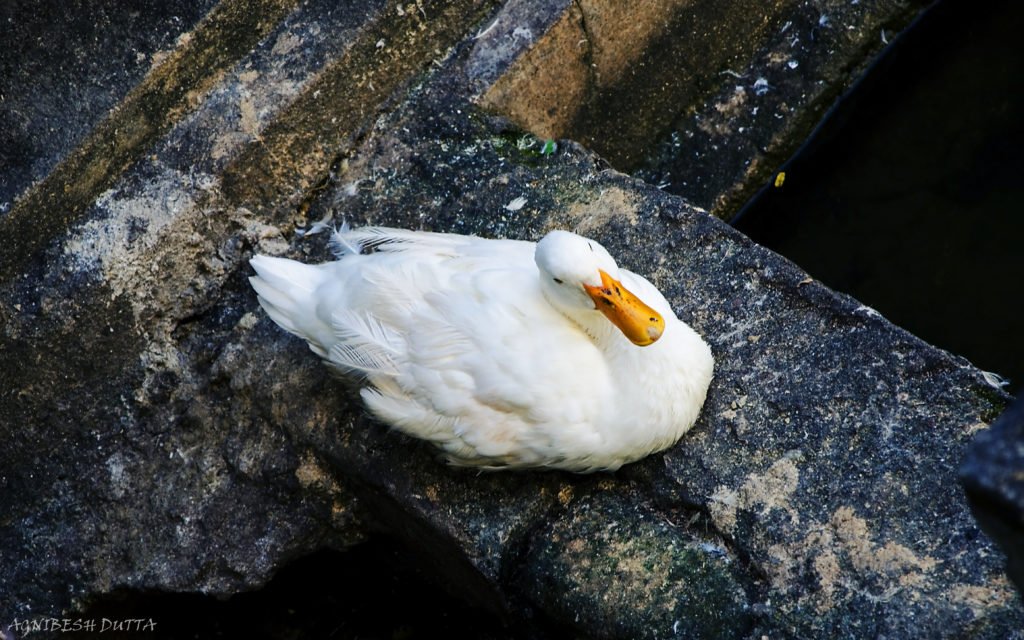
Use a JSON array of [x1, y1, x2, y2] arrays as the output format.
[[249, 226, 713, 472]]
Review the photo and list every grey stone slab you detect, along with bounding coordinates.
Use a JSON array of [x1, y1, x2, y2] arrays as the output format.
[[0, 0, 218, 213]]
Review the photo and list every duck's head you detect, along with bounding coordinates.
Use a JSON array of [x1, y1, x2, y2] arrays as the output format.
[[535, 230, 665, 346]]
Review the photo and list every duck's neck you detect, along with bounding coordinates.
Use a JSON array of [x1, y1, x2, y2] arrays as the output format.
[[540, 283, 636, 356], [567, 307, 637, 356]]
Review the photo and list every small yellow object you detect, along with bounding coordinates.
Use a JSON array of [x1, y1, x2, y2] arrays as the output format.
[[774, 171, 786, 188]]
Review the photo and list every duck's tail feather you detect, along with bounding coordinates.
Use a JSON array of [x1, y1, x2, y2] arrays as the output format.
[[249, 254, 331, 357]]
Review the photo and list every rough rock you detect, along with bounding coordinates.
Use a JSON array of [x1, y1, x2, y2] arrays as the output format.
[[962, 395, 1024, 598], [2, 0, 1021, 638], [471, 0, 927, 217], [518, 493, 751, 639], [2, 0, 501, 620], [298, 71, 1022, 635], [0, 0, 219, 214]]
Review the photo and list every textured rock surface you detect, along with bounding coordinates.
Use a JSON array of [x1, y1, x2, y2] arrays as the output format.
[[1, 0, 500, 620], [518, 493, 751, 639], [2, 0, 1021, 638], [473, 0, 928, 217], [631, 0, 931, 217], [962, 395, 1024, 597], [0, 0, 219, 213]]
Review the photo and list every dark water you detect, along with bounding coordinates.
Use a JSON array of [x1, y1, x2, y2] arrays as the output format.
[[732, 0, 1024, 391]]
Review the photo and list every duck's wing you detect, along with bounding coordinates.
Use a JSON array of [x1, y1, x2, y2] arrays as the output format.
[[332, 225, 531, 260], [316, 230, 535, 379], [337, 243, 613, 468]]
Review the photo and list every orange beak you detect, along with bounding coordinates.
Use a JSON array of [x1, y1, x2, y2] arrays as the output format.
[[583, 270, 665, 346]]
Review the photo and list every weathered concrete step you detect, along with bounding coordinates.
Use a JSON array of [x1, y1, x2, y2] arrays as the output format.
[[1, 0, 300, 275], [470, 0, 923, 217], [0, 0, 219, 213]]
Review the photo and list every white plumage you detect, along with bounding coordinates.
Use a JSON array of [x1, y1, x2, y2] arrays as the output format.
[[249, 225, 713, 472]]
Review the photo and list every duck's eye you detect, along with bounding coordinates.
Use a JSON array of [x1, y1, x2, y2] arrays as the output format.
[[553, 278, 564, 284]]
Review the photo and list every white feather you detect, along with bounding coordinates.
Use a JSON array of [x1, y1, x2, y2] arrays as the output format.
[[327, 309, 401, 376], [328, 220, 362, 256]]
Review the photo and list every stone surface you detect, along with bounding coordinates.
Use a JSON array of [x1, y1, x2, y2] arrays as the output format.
[[633, 0, 933, 217], [0, 0, 303, 275], [2, 0, 1021, 638], [1, 0, 502, 621], [519, 493, 751, 639], [477, 0, 797, 171], [0, 0, 219, 214], [472, 0, 928, 218], [962, 395, 1024, 597]]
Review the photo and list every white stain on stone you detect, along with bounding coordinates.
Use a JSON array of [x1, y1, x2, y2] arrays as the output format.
[[62, 169, 202, 289], [106, 452, 128, 499]]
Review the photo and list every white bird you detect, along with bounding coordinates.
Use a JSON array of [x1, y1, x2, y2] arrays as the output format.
[[249, 226, 713, 472]]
